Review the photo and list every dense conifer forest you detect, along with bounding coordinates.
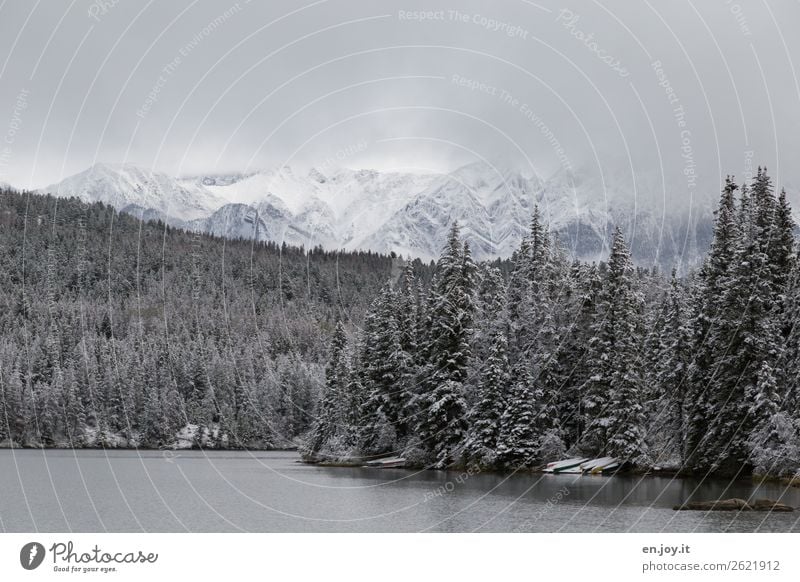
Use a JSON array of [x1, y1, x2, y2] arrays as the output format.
[[2, 169, 799, 480], [0, 187, 408, 449], [307, 169, 800, 479]]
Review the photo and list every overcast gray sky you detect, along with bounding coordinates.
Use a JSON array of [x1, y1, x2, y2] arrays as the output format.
[[1, 0, 799, 200]]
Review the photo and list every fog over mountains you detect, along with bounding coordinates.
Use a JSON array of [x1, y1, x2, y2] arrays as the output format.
[[38, 161, 719, 269]]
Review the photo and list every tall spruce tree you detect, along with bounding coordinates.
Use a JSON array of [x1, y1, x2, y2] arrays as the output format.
[[651, 269, 692, 462], [305, 321, 349, 457], [746, 362, 800, 477], [580, 228, 647, 462], [464, 327, 510, 469], [360, 284, 413, 452], [695, 169, 784, 474], [505, 207, 566, 457], [417, 223, 474, 467], [559, 261, 602, 448], [496, 375, 539, 468], [685, 177, 740, 470]]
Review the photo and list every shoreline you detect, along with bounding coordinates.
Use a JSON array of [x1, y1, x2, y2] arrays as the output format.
[[300, 455, 800, 488], [0, 443, 298, 452], [5, 446, 798, 488]]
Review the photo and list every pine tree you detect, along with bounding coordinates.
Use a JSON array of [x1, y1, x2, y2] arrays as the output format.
[[581, 228, 647, 462], [747, 362, 800, 477], [496, 376, 539, 468], [696, 169, 783, 474], [559, 262, 602, 448], [473, 265, 508, 359], [781, 262, 800, 418], [0, 365, 25, 444], [396, 263, 421, 358], [417, 223, 474, 467], [305, 321, 349, 457], [463, 329, 510, 468], [507, 206, 552, 356], [505, 207, 567, 455], [142, 383, 167, 446], [62, 365, 86, 445], [341, 352, 367, 452], [360, 285, 414, 452], [748, 362, 780, 441], [685, 177, 740, 470], [651, 269, 692, 462], [770, 188, 795, 294]]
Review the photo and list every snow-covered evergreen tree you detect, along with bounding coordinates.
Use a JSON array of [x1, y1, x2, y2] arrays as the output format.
[[340, 353, 367, 453], [305, 321, 349, 457], [559, 261, 602, 448], [363, 285, 414, 441], [496, 375, 539, 468], [650, 269, 692, 462], [685, 177, 741, 470], [396, 263, 422, 358], [747, 362, 800, 477], [769, 188, 795, 294], [473, 265, 508, 359], [580, 228, 647, 462], [698, 169, 783, 474], [505, 207, 567, 457], [416, 223, 474, 467], [463, 328, 510, 469]]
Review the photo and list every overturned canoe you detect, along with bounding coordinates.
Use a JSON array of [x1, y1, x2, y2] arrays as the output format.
[[581, 457, 617, 474], [364, 457, 406, 468], [598, 462, 622, 475], [546, 457, 619, 475], [543, 458, 590, 473]]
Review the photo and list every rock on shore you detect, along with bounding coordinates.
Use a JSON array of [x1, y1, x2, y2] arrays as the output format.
[[673, 498, 794, 512]]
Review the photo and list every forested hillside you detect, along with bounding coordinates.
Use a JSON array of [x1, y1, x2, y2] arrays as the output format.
[[0, 187, 411, 449], [4, 168, 800, 480], [308, 169, 800, 479]]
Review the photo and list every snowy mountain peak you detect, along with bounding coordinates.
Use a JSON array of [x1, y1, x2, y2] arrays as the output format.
[[38, 161, 717, 267], [41, 163, 227, 221]]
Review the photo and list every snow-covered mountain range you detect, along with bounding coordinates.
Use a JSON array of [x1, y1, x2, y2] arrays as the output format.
[[38, 161, 718, 268]]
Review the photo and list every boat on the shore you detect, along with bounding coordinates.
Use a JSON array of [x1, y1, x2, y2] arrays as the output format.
[[364, 457, 407, 468], [581, 456, 617, 473], [543, 458, 589, 473], [545, 456, 620, 475], [598, 461, 622, 475]]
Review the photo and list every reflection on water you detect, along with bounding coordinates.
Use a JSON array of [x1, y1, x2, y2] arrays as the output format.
[[0, 449, 797, 532]]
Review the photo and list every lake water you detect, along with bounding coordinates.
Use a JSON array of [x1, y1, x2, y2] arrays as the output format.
[[1, 449, 798, 532]]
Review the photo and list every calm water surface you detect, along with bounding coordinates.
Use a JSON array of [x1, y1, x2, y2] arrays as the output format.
[[1, 449, 798, 532]]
